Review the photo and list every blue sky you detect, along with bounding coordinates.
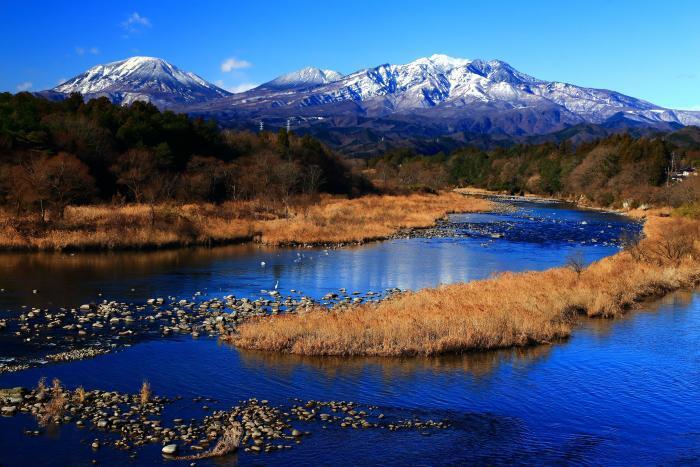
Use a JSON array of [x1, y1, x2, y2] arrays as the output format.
[[2, 0, 699, 109]]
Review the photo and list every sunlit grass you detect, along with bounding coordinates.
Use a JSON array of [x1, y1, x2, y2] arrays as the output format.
[[0, 193, 492, 250], [235, 215, 700, 357]]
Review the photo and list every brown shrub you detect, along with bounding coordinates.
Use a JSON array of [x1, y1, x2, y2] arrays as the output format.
[[176, 423, 242, 460], [630, 217, 700, 265], [38, 378, 67, 426], [140, 381, 151, 405]]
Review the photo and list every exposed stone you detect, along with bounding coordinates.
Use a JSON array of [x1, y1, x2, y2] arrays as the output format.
[[161, 444, 178, 455]]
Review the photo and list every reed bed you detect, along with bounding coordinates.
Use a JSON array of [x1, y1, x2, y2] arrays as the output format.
[[257, 192, 493, 245], [234, 215, 700, 357], [0, 192, 492, 251]]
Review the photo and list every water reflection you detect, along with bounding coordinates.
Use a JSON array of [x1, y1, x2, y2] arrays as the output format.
[[0, 292, 696, 464], [582, 289, 697, 340], [236, 343, 555, 381], [0, 201, 637, 313]]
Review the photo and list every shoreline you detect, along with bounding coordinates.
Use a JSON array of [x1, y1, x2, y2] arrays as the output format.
[[0, 195, 684, 369], [0, 192, 494, 253], [0, 194, 649, 371], [233, 213, 700, 357], [0, 196, 696, 463]]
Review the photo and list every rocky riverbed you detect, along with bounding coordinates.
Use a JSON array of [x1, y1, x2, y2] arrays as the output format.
[[0, 200, 660, 465], [0, 201, 641, 375], [0, 384, 449, 459], [0, 287, 403, 373]]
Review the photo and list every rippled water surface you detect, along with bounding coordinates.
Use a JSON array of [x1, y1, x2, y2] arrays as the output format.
[[1, 201, 697, 465]]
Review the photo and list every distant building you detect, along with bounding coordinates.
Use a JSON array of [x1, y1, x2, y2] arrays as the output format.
[[670, 167, 697, 183]]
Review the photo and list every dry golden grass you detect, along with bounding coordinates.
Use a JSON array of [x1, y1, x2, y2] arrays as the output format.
[[74, 386, 86, 404], [139, 380, 151, 405], [176, 423, 242, 460], [235, 215, 700, 357], [0, 193, 493, 251], [0, 203, 255, 250], [38, 378, 67, 426], [257, 192, 493, 245]]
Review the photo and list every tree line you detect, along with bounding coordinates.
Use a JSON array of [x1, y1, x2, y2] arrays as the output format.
[[0, 92, 370, 219], [369, 131, 700, 208], [3, 91, 700, 219]]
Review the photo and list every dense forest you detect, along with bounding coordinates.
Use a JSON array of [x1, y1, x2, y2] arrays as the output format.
[[0, 92, 369, 219], [3, 91, 700, 222], [369, 130, 700, 209]]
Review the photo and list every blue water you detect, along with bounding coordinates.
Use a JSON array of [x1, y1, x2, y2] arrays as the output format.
[[0, 201, 637, 311], [1, 201, 696, 466]]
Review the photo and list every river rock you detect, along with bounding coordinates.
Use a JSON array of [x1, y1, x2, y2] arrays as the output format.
[[1, 406, 17, 416], [0, 387, 26, 400], [161, 444, 178, 455]]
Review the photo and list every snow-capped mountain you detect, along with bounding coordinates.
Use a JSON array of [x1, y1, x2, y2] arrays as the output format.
[[205, 53, 700, 130], [258, 67, 343, 90], [52, 56, 230, 106], [43, 54, 700, 143]]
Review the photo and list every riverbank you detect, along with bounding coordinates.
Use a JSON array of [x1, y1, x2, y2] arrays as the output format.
[[234, 213, 700, 356], [0, 192, 493, 251]]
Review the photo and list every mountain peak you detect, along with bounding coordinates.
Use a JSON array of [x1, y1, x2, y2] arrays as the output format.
[[261, 67, 343, 90], [425, 54, 472, 69], [45, 54, 700, 137], [52, 56, 230, 106]]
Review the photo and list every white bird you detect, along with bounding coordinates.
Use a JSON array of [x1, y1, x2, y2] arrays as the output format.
[[274, 280, 279, 290], [260, 261, 266, 267]]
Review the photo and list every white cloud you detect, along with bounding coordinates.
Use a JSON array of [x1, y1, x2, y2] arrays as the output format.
[[229, 82, 257, 93], [16, 81, 33, 92], [121, 12, 151, 34], [221, 57, 252, 72], [75, 46, 100, 56], [214, 80, 258, 94]]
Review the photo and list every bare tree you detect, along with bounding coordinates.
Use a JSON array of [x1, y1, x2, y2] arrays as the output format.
[[181, 156, 225, 201], [303, 164, 324, 195], [273, 160, 301, 217], [41, 153, 95, 217], [566, 250, 586, 278], [6, 153, 94, 220], [111, 149, 157, 203], [2, 162, 43, 219]]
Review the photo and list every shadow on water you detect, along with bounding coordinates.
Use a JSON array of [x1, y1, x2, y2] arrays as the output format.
[[235, 342, 557, 382], [582, 289, 697, 340]]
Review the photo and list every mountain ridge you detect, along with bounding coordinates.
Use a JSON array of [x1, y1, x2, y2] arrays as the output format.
[[42, 54, 700, 149]]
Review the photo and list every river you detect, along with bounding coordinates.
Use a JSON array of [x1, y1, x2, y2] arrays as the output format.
[[0, 200, 697, 465]]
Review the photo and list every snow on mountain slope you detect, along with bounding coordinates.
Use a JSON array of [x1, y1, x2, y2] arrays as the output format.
[[53, 56, 230, 106], [46, 54, 700, 133], [214, 53, 700, 128], [259, 67, 343, 90]]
